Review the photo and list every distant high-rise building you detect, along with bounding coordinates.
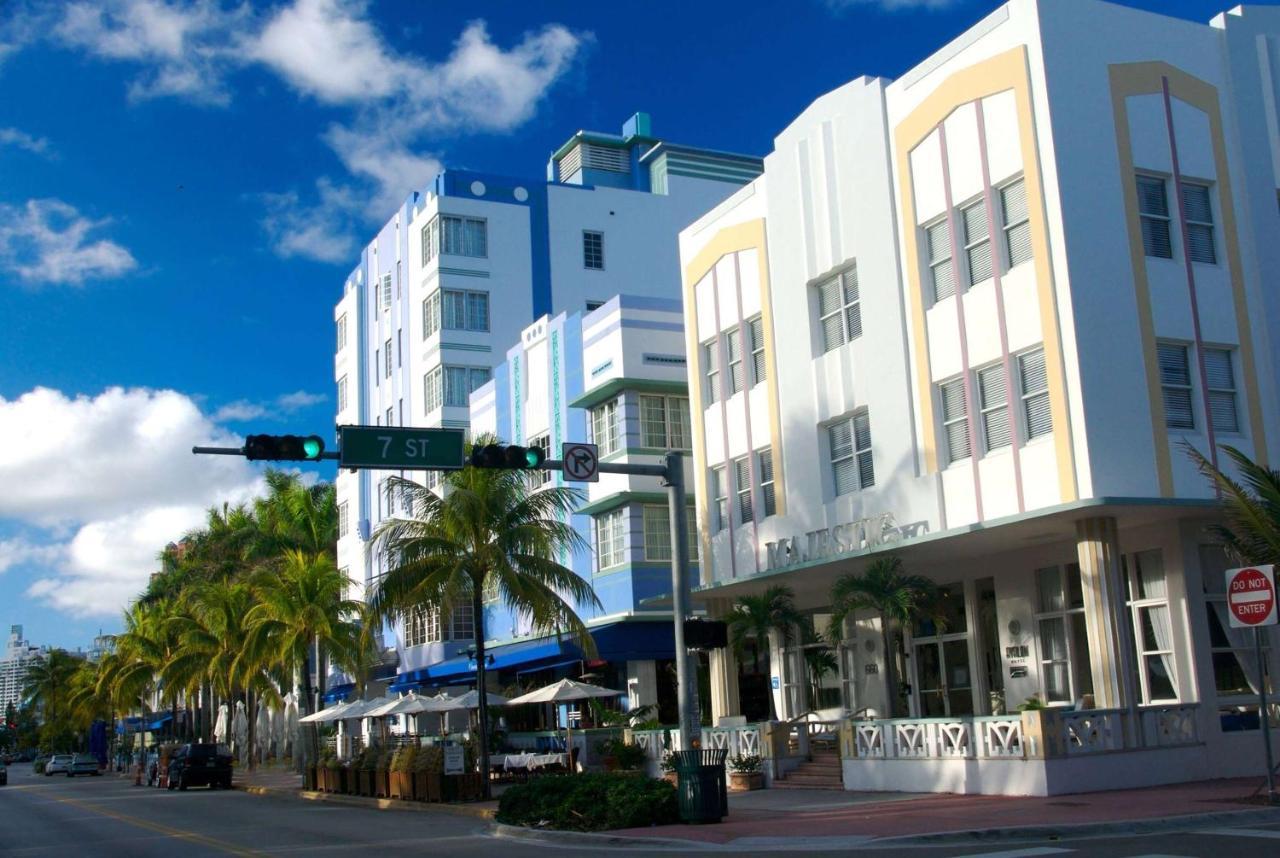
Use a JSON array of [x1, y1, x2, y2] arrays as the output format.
[[0, 626, 45, 711]]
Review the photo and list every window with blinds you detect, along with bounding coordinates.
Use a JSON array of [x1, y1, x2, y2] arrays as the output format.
[[642, 505, 698, 561], [527, 434, 551, 489], [338, 501, 349, 537], [977, 363, 1011, 452], [384, 340, 392, 378], [747, 316, 767, 385], [425, 365, 489, 411], [1157, 342, 1194, 429], [381, 273, 392, 311], [337, 375, 348, 412], [639, 395, 691, 450], [940, 379, 971, 463], [421, 218, 438, 266], [1181, 183, 1216, 264], [712, 466, 728, 532], [595, 508, 626, 570], [336, 314, 347, 352], [1001, 178, 1032, 267], [704, 339, 720, 404], [583, 230, 604, 269], [438, 289, 489, 332], [734, 457, 753, 524], [1018, 348, 1052, 439], [829, 410, 874, 496], [439, 215, 487, 257], [591, 398, 620, 455], [758, 449, 776, 517], [1137, 176, 1173, 259], [926, 219, 954, 302], [962, 199, 992, 286], [1203, 348, 1238, 432], [423, 292, 440, 338], [815, 266, 861, 352], [727, 327, 744, 394]]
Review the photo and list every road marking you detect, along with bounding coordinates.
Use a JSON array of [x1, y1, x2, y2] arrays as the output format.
[[1200, 827, 1280, 839], [31, 792, 264, 856], [948, 849, 1073, 858]]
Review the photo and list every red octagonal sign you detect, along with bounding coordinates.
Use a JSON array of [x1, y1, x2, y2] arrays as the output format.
[[1226, 565, 1278, 628]]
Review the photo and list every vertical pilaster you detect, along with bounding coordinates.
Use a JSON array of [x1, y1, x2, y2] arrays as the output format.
[[709, 646, 741, 724], [1075, 516, 1133, 709]]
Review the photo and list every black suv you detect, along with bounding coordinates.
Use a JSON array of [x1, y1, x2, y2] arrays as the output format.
[[166, 743, 232, 791]]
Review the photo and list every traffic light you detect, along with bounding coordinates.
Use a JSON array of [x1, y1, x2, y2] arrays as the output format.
[[244, 434, 326, 462], [468, 443, 546, 470]]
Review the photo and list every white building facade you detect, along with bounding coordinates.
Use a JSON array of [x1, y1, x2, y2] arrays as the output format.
[[677, 0, 1280, 796], [0, 626, 44, 712]]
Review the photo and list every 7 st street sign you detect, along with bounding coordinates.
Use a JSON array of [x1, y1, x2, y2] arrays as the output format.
[[338, 426, 465, 470]]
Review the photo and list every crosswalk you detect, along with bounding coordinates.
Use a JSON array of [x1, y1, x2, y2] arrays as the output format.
[[947, 826, 1280, 858]]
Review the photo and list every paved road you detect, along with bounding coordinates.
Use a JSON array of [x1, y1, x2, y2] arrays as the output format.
[[2, 764, 1280, 857]]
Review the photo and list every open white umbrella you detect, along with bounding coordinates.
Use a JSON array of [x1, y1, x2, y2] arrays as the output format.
[[438, 690, 510, 710], [213, 703, 229, 745], [364, 692, 450, 718], [507, 680, 624, 772], [298, 699, 357, 723]]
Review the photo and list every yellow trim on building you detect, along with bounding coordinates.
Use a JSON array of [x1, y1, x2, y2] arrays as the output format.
[[1108, 61, 1269, 496], [893, 46, 1078, 503]]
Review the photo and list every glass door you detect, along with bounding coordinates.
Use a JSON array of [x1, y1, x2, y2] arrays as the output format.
[[914, 641, 946, 716]]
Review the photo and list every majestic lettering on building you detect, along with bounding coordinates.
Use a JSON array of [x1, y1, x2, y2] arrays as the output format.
[[763, 513, 905, 571]]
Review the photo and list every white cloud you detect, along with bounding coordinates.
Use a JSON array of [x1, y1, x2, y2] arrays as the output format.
[[276, 390, 326, 410], [213, 389, 327, 422], [0, 127, 54, 157], [823, 0, 964, 11], [0, 199, 138, 286], [0, 386, 267, 617], [258, 178, 360, 264]]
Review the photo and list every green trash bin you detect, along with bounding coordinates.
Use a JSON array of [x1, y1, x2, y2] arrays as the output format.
[[673, 748, 728, 824]]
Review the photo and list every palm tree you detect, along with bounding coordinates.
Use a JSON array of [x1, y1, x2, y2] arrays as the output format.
[[828, 555, 941, 717], [245, 549, 364, 767], [1187, 443, 1280, 565], [725, 585, 804, 721], [368, 451, 600, 799]]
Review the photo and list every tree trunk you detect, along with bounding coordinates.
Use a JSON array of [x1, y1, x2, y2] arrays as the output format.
[[472, 584, 491, 800]]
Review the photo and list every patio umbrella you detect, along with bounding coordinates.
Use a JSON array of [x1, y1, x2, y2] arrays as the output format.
[[507, 679, 624, 772], [232, 701, 249, 767], [284, 693, 299, 758], [213, 703, 229, 745], [438, 690, 510, 710], [272, 700, 287, 757], [255, 703, 271, 762], [298, 699, 358, 723]]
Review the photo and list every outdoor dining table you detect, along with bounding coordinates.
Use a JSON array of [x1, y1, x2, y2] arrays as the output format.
[[494, 752, 569, 771]]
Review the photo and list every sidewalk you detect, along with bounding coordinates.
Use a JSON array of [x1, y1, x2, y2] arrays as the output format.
[[602, 778, 1280, 846], [231, 765, 500, 820]]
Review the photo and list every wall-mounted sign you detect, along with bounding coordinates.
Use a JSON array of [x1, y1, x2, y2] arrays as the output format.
[[1009, 666, 1028, 679], [764, 513, 925, 571], [444, 745, 465, 775], [771, 676, 780, 690], [1005, 645, 1029, 659], [865, 663, 879, 675]]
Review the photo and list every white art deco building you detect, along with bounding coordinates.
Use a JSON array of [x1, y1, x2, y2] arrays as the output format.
[[675, 0, 1280, 795]]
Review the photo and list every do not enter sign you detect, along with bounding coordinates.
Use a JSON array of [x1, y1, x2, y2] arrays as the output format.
[[1226, 565, 1278, 628]]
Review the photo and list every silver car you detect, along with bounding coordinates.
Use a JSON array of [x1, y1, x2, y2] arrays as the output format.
[[44, 754, 73, 776], [67, 754, 100, 777]]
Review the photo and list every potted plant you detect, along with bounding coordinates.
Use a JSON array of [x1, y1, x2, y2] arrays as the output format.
[[390, 745, 417, 800], [659, 751, 678, 786], [597, 737, 621, 772], [727, 754, 764, 791], [323, 755, 343, 793], [415, 745, 442, 803]]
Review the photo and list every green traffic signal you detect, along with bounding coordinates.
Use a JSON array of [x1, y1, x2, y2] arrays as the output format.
[[302, 437, 323, 459]]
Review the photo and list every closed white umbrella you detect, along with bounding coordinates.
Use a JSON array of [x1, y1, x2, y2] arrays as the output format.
[[232, 701, 249, 766], [284, 693, 299, 758], [255, 703, 271, 762], [213, 703, 229, 745], [507, 680, 624, 773], [272, 701, 286, 757]]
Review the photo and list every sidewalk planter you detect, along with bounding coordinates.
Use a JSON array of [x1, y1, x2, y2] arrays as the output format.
[[390, 771, 412, 800], [728, 771, 764, 791], [375, 768, 390, 798], [304, 767, 317, 791], [335, 767, 350, 795], [415, 771, 441, 803], [345, 767, 359, 795], [357, 769, 374, 797]]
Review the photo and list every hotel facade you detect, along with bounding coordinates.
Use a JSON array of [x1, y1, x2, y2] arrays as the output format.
[[675, 0, 1280, 795]]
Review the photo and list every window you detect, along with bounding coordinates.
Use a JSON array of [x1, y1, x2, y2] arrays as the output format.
[[703, 340, 720, 404], [1124, 550, 1178, 703], [528, 434, 551, 488], [384, 478, 395, 515], [969, 364, 1007, 454], [926, 218, 954, 302], [726, 327, 744, 394], [384, 340, 392, 378], [711, 466, 727, 533], [829, 411, 874, 495], [421, 218, 438, 265], [961, 198, 992, 285], [757, 448, 776, 518], [398, 398, 403, 426], [1157, 342, 1194, 430], [404, 606, 440, 647], [595, 508, 626, 570], [381, 274, 392, 311], [1204, 348, 1239, 433], [435, 366, 490, 408], [816, 266, 861, 352], [1000, 178, 1032, 267], [1181, 182, 1216, 264], [642, 505, 698, 562], [397, 330, 402, 367], [425, 214, 487, 258], [639, 395, 691, 450], [423, 293, 440, 338], [583, 230, 604, 269], [1034, 563, 1093, 704], [747, 316, 767, 384], [337, 375, 348, 412], [1018, 348, 1052, 440], [586, 300, 605, 312], [591, 398, 620, 455], [734, 457, 752, 525], [424, 369, 441, 413], [438, 289, 489, 332], [375, 349, 380, 384], [336, 314, 347, 352], [449, 602, 474, 642], [1200, 545, 1273, 723], [940, 379, 971, 463], [385, 406, 394, 427], [1137, 176, 1173, 258], [338, 502, 349, 537]]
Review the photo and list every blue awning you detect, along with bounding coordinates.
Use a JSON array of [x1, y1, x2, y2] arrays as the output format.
[[145, 713, 173, 731], [322, 683, 355, 703]]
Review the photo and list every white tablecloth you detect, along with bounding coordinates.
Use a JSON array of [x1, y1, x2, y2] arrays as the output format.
[[497, 752, 569, 771]]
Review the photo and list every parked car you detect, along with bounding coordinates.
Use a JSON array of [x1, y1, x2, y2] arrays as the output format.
[[67, 754, 100, 777], [44, 754, 74, 776], [166, 743, 232, 791]]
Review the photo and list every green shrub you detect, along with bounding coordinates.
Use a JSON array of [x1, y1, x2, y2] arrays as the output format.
[[33, 759, 46, 775], [728, 754, 761, 773], [392, 744, 417, 773], [416, 746, 443, 774], [496, 773, 678, 832]]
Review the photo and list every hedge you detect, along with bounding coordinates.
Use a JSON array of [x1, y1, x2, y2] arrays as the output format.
[[496, 772, 678, 832]]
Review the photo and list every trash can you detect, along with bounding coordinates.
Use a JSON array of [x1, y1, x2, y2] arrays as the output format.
[[673, 748, 728, 824]]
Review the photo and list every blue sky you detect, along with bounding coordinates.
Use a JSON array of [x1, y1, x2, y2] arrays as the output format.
[[0, 0, 1244, 649]]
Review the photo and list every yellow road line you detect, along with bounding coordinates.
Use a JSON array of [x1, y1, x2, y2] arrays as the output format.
[[35, 792, 264, 857]]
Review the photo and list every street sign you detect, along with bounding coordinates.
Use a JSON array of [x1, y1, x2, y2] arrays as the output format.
[[338, 425, 465, 470], [561, 442, 599, 482], [1226, 565, 1277, 628], [443, 745, 464, 775]]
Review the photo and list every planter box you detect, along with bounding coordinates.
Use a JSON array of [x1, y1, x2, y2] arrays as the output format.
[[335, 768, 350, 795], [375, 769, 390, 798], [357, 769, 374, 797], [304, 767, 317, 791], [345, 768, 360, 795], [390, 771, 412, 800], [728, 771, 764, 792], [414, 771, 441, 802]]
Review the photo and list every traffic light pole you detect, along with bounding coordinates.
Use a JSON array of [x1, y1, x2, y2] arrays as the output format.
[[191, 445, 340, 460]]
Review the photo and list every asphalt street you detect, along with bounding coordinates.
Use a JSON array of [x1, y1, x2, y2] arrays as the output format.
[[2, 764, 1280, 857]]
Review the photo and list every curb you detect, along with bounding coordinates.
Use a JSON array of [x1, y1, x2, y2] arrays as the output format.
[[489, 805, 1280, 852], [233, 783, 497, 820]]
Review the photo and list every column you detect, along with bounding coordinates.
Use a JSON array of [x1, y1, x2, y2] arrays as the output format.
[[1075, 516, 1135, 710], [708, 600, 741, 724], [626, 660, 658, 711]]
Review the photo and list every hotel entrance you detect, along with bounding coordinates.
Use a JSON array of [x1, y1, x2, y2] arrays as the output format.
[[909, 583, 974, 717]]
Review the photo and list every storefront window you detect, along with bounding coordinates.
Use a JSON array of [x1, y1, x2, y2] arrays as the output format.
[[1035, 563, 1093, 705]]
